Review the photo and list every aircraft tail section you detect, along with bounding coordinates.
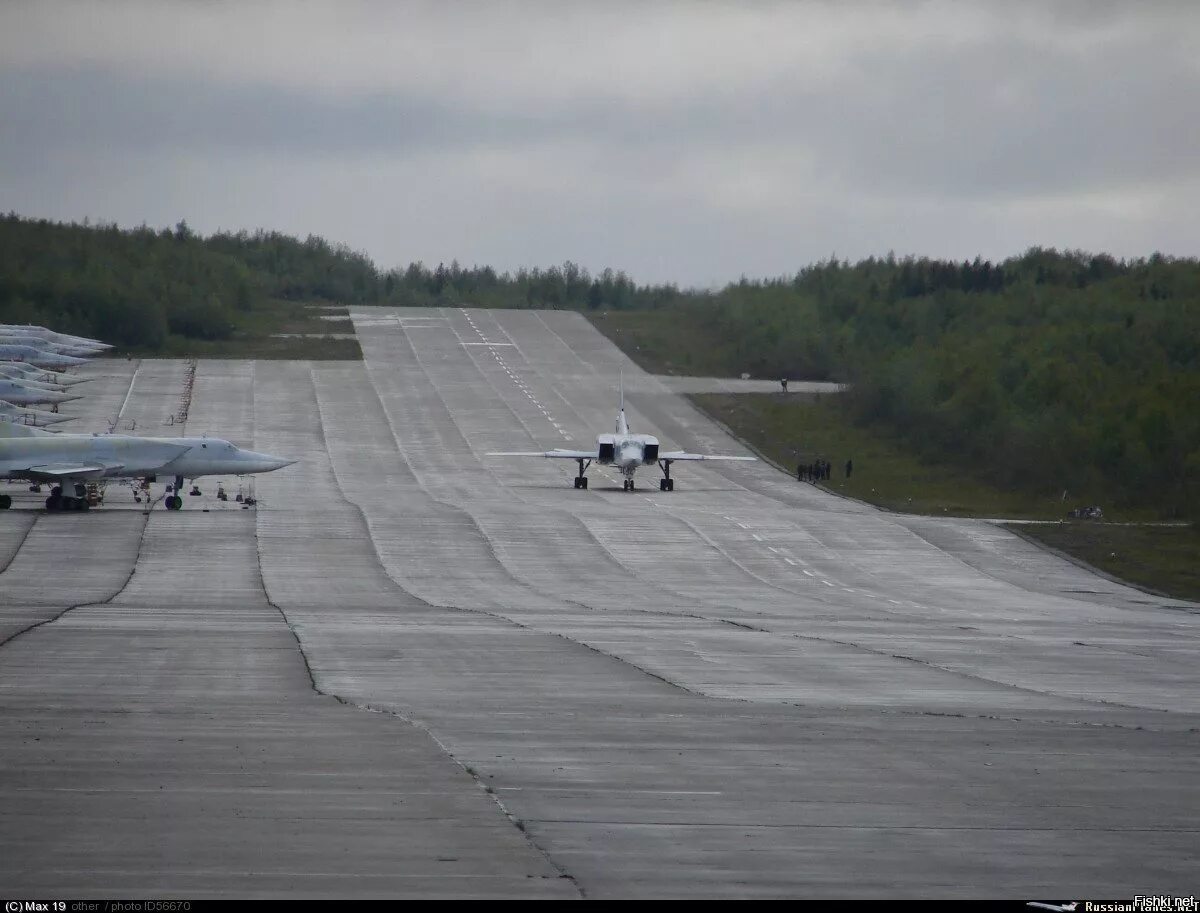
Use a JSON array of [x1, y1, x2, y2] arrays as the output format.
[[615, 370, 629, 435]]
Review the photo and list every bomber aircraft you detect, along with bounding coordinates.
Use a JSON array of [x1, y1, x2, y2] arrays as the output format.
[[0, 401, 74, 427], [0, 342, 91, 369], [0, 379, 81, 407], [489, 382, 754, 491], [0, 335, 100, 358], [0, 423, 295, 511], [0, 363, 93, 387], [0, 325, 111, 352]]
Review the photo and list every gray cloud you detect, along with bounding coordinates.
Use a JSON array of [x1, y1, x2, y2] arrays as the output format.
[[1, 1, 1198, 284]]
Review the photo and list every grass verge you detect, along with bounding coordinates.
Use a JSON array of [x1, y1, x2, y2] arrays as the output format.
[[587, 309, 743, 377], [114, 299, 360, 360], [691, 392, 1198, 602], [1011, 522, 1200, 602]]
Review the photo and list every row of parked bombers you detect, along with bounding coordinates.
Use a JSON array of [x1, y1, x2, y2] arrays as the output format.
[[0, 325, 295, 512]]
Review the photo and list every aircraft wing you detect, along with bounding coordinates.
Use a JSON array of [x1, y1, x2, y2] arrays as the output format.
[[487, 449, 600, 459], [23, 462, 116, 480], [658, 451, 756, 462]]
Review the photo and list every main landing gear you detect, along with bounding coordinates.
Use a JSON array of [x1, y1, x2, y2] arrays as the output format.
[[573, 458, 591, 490], [165, 474, 185, 510], [623, 479, 636, 492], [658, 459, 675, 492], [46, 483, 89, 512]]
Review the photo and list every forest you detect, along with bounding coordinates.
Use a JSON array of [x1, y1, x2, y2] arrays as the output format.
[[1, 213, 1196, 516]]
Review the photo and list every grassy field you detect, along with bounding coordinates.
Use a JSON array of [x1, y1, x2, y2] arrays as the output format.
[[117, 300, 361, 360], [1013, 522, 1200, 602], [692, 392, 1116, 520], [587, 309, 743, 377], [692, 392, 1198, 601]]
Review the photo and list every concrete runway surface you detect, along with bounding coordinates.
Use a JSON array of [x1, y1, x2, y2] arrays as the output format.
[[0, 307, 1196, 898]]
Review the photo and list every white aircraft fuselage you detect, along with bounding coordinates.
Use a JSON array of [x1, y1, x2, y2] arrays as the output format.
[[0, 433, 189, 479], [597, 409, 660, 481]]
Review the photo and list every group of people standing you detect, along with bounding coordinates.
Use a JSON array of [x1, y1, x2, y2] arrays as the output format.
[[798, 458, 853, 484]]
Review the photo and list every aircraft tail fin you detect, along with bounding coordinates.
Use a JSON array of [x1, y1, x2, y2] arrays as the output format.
[[616, 369, 629, 435]]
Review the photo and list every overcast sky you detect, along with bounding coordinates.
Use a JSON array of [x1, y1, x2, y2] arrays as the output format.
[[1, 1, 1198, 286]]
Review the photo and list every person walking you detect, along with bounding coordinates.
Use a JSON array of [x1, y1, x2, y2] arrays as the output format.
[[845, 458, 853, 479], [781, 377, 788, 393]]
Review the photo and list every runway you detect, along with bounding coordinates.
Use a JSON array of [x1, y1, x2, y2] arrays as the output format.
[[1, 307, 1197, 897]]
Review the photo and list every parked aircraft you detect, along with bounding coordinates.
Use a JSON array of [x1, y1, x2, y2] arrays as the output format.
[[0, 325, 111, 352], [489, 382, 754, 491], [0, 379, 81, 407], [0, 423, 295, 511], [0, 343, 90, 369], [0, 401, 74, 427], [0, 374, 69, 394], [0, 335, 100, 358], [0, 363, 93, 387]]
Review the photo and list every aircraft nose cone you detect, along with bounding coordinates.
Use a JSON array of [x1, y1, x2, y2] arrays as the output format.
[[241, 451, 296, 473]]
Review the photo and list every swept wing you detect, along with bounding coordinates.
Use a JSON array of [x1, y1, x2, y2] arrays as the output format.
[[658, 451, 756, 462], [488, 449, 599, 459]]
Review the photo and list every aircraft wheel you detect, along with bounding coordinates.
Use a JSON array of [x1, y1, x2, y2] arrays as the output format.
[[659, 479, 668, 491], [45, 495, 60, 511], [170, 496, 183, 510], [668, 479, 675, 491], [0, 494, 11, 509], [573, 477, 581, 489], [580, 477, 588, 490]]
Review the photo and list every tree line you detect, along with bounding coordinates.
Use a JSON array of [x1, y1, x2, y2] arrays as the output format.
[[684, 250, 1200, 517], [0, 215, 680, 347]]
